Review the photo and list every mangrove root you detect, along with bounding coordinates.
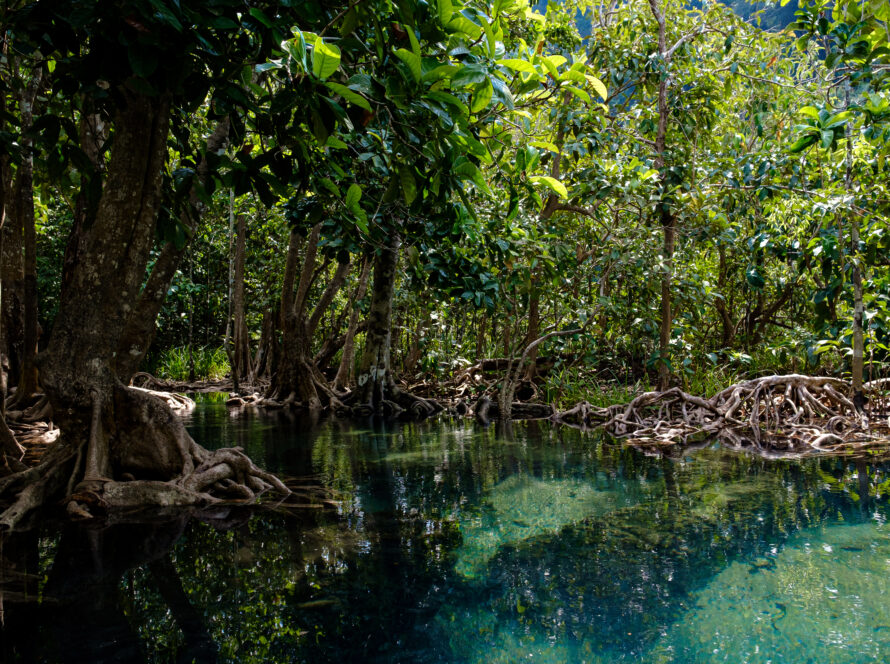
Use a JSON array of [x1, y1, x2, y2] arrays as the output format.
[[0, 384, 289, 532], [552, 374, 889, 457]]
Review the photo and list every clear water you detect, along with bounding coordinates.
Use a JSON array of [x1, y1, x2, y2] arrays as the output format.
[[3, 394, 890, 663]]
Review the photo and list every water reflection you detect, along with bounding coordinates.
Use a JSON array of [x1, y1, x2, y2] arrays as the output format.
[[2, 404, 890, 663]]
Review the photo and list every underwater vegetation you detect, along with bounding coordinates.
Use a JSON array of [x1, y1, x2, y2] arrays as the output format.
[[650, 522, 890, 663], [453, 474, 636, 579]]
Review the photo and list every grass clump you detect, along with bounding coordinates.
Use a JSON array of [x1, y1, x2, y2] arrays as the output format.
[[148, 346, 230, 381]]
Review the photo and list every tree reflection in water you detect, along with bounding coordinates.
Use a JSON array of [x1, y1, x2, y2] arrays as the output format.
[[2, 414, 890, 663]]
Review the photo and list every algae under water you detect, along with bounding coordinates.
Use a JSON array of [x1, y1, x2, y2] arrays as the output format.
[[2, 396, 890, 663]]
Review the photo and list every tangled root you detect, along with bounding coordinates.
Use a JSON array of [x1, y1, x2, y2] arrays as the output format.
[[554, 375, 890, 457], [0, 384, 289, 532]]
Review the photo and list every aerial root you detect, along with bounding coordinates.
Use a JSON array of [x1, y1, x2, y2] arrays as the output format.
[[551, 374, 890, 457]]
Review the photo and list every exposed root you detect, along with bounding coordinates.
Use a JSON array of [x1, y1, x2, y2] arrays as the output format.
[[337, 383, 443, 420], [129, 386, 195, 412], [550, 374, 890, 458], [130, 372, 234, 394], [0, 384, 290, 532]]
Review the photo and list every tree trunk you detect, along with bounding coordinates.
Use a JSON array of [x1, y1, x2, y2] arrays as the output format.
[[250, 307, 274, 382], [344, 234, 440, 419], [60, 108, 108, 307], [113, 118, 229, 382], [475, 311, 487, 360], [16, 69, 43, 403], [266, 224, 350, 409], [656, 140, 673, 388], [845, 81, 865, 407], [351, 235, 400, 412], [649, 0, 673, 391], [523, 286, 540, 381], [333, 256, 371, 391], [1, 162, 25, 389], [1, 94, 285, 530], [715, 244, 735, 348], [230, 212, 252, 383]]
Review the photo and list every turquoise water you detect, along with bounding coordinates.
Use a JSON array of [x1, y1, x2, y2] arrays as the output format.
[[3, 396, 890, 662]]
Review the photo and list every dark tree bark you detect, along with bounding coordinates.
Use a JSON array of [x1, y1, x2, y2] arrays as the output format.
[[522, 285, 541, 382], [250, 307, 274, 382], [333, 256, 371, 391], [475, 311, 487, 360], [230, 213, 252, 384], [1, 158, 25, 389], [350, 235, 399, 411], [60, 106, 108, 308], [265, 225, 350, 409], [648, 0, 674, 391], [15, 68, 44, 404], [343, 234, 440, 418], [714, 244, 735, 348], [114, 118, 230, 382]]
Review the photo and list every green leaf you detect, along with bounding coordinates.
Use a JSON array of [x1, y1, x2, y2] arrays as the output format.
[[824, 110, 852, 128], [447, 16, 483, 40], [497, 59, 538, 75], [395, 48, 422, 83], [284, 32, 308, 71], [541, 57, 559, 79], [407, 25, 421, 59], [312, 37, 341, 80], [324, 81, 371, 110], [566, 86, 590, 104], [454, 160, 492, 195], [452, 64, 487, 87], [398, 165, 418, 204], [821, 129, 834, 149], [326, 136, 348, 149], [529, 140, 560, 153], [745, 265, 766, 290], [480, 15, 497, 58], [470, 79, 493, 113], [345, 183, 362, 209], [320, 178, 341, 197], [798, 106, 820, 120], [427, 90, 469, 115], [789, 135, 816, 153], [249, 7, 273, 28], [339, 8, 359, 37], [586, 75, 608, 101], [490, 77, 514, 109], [530, 175, 568, 199], [423, 64, 459, 83], [438, 0, 453, 24], [452, 132, 492, 163]]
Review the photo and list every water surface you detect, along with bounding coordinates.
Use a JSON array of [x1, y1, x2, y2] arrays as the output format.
[[3, 395, 890, 663]]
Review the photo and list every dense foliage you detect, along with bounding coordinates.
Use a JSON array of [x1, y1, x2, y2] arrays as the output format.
[[2, 0, 890, 406]]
